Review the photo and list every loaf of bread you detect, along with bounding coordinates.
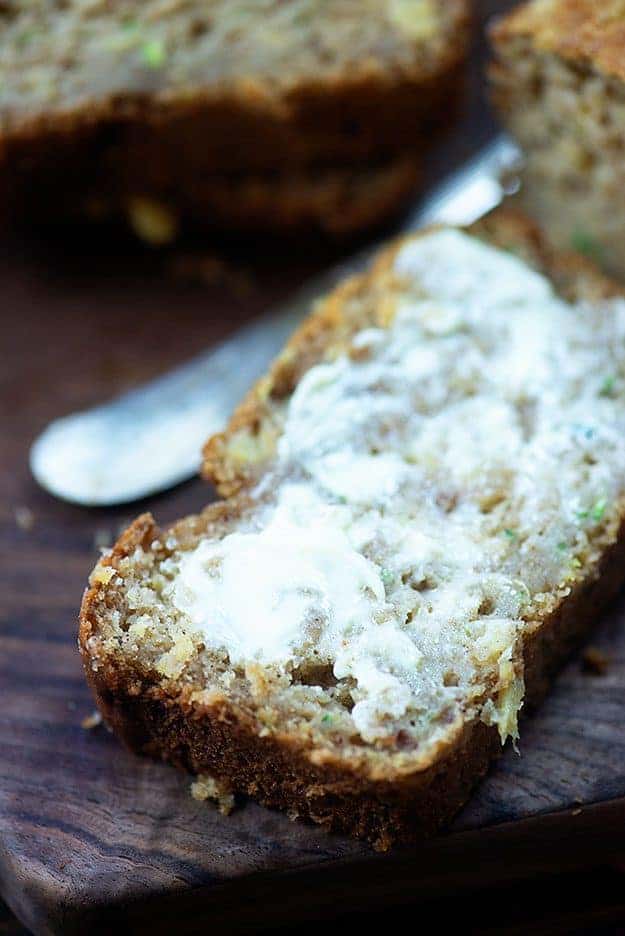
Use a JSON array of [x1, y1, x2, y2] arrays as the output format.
[[79, 211, 625, 848], [0, 0, 469, 240], [491, 0, 625, 278]]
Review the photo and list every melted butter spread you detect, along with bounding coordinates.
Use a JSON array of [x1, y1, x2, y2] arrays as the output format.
[[168, 231, 625, 747]]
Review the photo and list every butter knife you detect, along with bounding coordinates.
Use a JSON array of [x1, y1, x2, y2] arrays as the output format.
[[30, 134, 520, 506]]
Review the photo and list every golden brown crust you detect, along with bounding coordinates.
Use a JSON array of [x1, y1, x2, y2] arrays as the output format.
[[2, 48, 467, 169], [490, 0, 625, 84], [87, 665, 501, 849]]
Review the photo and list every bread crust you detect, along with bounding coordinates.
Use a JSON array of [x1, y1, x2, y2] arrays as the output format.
[[0, 1, 469, 237], [38, 156, 421, 241], [491, 0, 625, 84], [79, 210, 625, 848]]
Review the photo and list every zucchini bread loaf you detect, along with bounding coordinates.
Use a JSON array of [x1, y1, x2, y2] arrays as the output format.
[[80, 210, 625, 848], [0, 0, 469, 241], [491, 0, 625, 278]]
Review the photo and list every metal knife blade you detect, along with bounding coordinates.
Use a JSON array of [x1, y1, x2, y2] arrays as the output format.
[[30, 134, 521, 507]]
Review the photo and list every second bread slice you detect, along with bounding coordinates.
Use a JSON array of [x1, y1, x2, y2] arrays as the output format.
[[490, 0, 625, 277], [1, 0, 469, 240]]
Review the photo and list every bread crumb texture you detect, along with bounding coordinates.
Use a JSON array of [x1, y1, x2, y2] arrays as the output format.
[[82, 227, 625, 808], [491, 0, 625, 278], [0, 0, 465, 127], [493, 0, 625, 84]]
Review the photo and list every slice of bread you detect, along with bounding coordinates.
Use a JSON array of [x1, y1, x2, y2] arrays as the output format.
[[79, 211, 625, 849], [0, 0, 469, 239], [490, 0, 625, 278]]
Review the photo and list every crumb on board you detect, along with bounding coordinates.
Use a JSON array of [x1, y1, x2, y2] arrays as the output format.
[[190, 774, 236, 815], [81, 710, 103, 730], [581, 646, 610, 675], [15, 505, 35, 531]]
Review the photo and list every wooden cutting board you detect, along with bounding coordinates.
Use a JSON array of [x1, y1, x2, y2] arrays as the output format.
[[2, 6, 624, 931], [3, 211, 625, 936]]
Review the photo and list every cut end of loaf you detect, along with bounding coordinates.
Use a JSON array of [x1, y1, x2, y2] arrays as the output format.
[[491, 0, 625, 279]]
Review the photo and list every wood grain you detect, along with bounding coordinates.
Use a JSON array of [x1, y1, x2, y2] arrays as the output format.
[[3, 3, 625, 934]]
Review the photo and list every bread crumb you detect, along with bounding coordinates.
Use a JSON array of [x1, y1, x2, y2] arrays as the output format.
[[191, 774, 235, 815], [155, 632, 196, 678], [90, 565, 116, 586], [15, 505, 34, 530], [582, 646, 610, 675], [245, 661, 273, 699], [81, 710, 103, 730], [127, 196, 179, 246], [389, 0, 438, 41]]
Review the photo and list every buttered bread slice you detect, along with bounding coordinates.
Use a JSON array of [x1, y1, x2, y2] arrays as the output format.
[[80, 213, 625, 848]]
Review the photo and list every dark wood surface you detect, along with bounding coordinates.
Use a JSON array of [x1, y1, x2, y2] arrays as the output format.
[[3, 3, 625, 933]]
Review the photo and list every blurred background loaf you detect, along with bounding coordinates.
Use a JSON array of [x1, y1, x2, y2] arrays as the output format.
[[491, 0, 625, 279], [0, 0, 470, 243]]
